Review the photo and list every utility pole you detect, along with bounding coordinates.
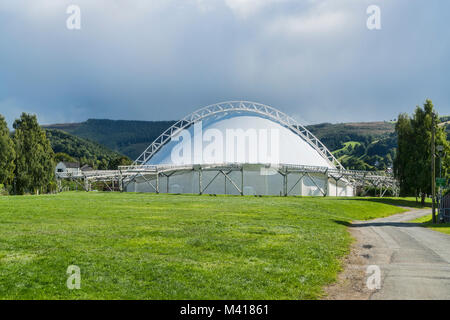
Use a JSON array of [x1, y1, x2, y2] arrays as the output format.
[[437, 144, 444, 223], [432, 114, 436, 224]]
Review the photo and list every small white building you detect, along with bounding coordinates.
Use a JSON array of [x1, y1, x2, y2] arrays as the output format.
[[55, 162, 80, 175]]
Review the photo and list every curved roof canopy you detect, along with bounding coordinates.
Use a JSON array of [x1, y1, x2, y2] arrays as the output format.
[[134, 101, 343, 169]]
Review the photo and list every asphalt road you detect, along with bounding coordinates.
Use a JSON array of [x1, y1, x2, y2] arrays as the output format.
[[352, 209, 450, 300]]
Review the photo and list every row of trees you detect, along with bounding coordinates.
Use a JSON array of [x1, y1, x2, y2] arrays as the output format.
[[394, 99, 450, 204], [0, 113, 55, 194]]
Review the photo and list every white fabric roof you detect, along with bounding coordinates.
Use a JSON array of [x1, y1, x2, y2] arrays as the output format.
[[147, 114, 333, 168]]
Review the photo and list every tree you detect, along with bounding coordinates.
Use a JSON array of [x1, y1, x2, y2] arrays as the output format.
[[0, 115, 15, 187], [13, 113, 55, 194], [394, 100, 449, 204], [342, 157, 370, 170], [55, 152, 76, 163], [108, 156, 132, 170]]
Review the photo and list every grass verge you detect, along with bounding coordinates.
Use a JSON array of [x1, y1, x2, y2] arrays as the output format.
[[411, 214, 450, 235]]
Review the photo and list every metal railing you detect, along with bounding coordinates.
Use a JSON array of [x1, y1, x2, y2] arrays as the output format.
[[56, 162, 398, 195]]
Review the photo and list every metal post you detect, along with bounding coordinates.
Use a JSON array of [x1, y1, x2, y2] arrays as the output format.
[[362, 174, 366, 197], [336, 178, 338, 197], [432, 115, 436, 224], [437, 145, 444, 223], [166, 175, 169, 194], [299, 173, 303, 196], [199, 167, 202, 195], [440, 157, 442, 220], [156, 172, 159, 194], [241, 166, 244, 196]]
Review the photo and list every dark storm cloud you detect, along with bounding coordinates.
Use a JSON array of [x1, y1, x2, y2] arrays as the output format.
[[0, 0, 449, 127]]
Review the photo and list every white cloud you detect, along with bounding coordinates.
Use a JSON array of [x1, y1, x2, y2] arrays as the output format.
[[224, 0, 281, 18]]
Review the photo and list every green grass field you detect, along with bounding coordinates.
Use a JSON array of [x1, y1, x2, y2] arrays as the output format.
[[0, 192, 407, 300]]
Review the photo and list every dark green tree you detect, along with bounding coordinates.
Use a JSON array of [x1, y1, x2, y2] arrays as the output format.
[[341, 157, 370, 170], [13, 113, 55, 194], [394, 100, 449, 204], [0, 115, 16, 187], [108, 156, 132, 170], [54, 152, 76, 163]]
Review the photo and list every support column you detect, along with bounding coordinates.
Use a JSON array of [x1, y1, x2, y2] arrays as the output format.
[[362, 174, 367, 197], [333, 177, 342, 197], [241, 166, 244, 196], [119, 171, 123, 192], [199, 167, 203, 195], [324, 170, 328, 197], [299, 173, 303, 196], [156, 172, 159, 194]]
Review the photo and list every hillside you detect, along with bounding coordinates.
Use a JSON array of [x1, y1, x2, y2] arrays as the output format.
[[306, 122, 397, 170], [306, 122, 395, 150], [45, 129, 127, 169], [44, 118, 449, 171], [45, 119, 175, 160]]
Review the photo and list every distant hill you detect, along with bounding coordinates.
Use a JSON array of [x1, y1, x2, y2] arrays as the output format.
[[306, 122, 396, 170], [45, 129, 125, 169], [44, 118, 450, 171], [306, 121, 395, 151], [44, 119, 175, 160]]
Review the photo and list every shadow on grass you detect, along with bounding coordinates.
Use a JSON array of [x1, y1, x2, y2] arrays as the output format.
[[418, 217, 450, 229], [332, 197, 431, 208], [424, 222, 450, 229], [333, 219, 425, 228], [333, 220, 352, 227]]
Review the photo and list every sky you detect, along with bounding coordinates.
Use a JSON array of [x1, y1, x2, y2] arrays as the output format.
[[0, 0, 449, 127]]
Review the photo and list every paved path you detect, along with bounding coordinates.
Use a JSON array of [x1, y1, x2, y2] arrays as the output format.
[[352, 209, 450, 299]]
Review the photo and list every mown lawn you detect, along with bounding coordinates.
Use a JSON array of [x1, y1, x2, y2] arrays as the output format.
[[412, 214, 450, 235], [0, 192, 406, 300]]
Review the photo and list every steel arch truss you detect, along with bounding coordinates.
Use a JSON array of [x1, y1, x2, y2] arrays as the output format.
[[133, 101, 344, 169]]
